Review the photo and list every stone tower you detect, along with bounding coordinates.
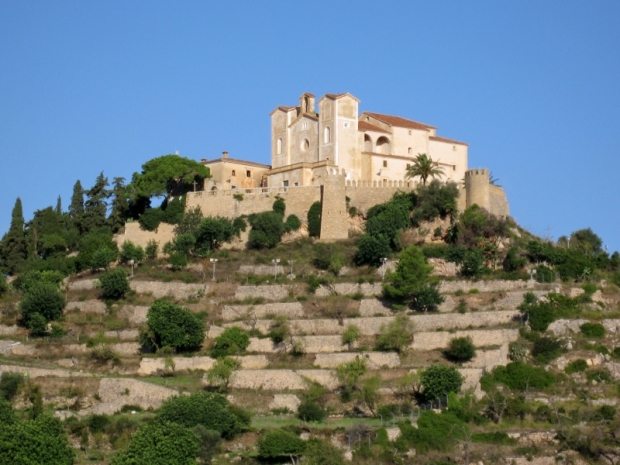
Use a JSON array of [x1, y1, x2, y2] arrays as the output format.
[[319, 169, 348, 240], [464, 168, 490, 211]]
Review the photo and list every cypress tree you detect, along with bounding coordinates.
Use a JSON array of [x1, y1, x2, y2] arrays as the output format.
[[82, 172, 110, 234], [55, 196, 62, 215], [69, 180, 84, 230], [0, 198, 28, 274], [109, 177, 129, 233]]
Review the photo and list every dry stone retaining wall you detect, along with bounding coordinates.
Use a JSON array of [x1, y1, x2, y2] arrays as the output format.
[[68, 279, 98, 291], [269, 394, 301, 412], [138, 355, 269, 375], [238, 265, 286, 276], [313, 352, 400, 369], [464, 345, 509, 370], [119, 305, 149, 325], [0, 325, 19, 336], [130, 280, 206, 300], [235, 285, 291, 301], [229, 369, 339, 390], [411, 329, 519, 351], [222, 302, 304, 321], [104, 329, 139, 341], [0, 364, 92, 378], [67, 300, 107, 314], [315, 282, 382, 298], [439, 279, 532, 294]]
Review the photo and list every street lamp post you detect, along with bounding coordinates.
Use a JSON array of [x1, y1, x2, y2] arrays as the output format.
[[272, 259, 280, 279], [289, 260, 295, 277], [128, 259, 135, 277], [210, 258, 218, 281], [380, 257, 388, 280]]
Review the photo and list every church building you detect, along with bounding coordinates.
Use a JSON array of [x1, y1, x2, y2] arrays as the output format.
[[268, 92, 468, 188]]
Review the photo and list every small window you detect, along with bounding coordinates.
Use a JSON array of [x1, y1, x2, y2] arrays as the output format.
[[406, 164, 410, 169], [283, 180, 289, 187], [302, 122, 308, 130], [343, 122, 350, 129], [453, 145, 456, 151], [294, 182, 299, 187], [408, 147, 412, 154], [246, 170, 251, 178], [383, 160, 388, 168], [231, 170, 236, 176], [453, 165, 456, 171], [277, 138, 282, 154], [408, 130, 412, 135], [324, 126, 331, 144], [231, 185, 237, 189]]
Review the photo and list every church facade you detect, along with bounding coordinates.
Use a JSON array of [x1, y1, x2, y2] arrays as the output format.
[[268, 92, 468, 188]]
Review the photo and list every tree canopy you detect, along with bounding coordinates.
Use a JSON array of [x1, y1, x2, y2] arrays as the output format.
[[130, 155, 210, 199], [404, 153, 445, 185]]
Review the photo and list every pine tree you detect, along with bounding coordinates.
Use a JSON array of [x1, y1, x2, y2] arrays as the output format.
[[55, 196, 62, 215], [0, 198, 28, 274], [82, 173, 110, 234], [69, 180, 84, 231], [109, 177, 129, 233]]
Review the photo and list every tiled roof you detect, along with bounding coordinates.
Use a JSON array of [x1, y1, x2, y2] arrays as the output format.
[[429, 135, 469, 146], [202, 157, 272, 169], [357, 121, 390, 134], [362, 112, 436, 131], [322, 92, 360, 102], [302, 92, 316, 98]]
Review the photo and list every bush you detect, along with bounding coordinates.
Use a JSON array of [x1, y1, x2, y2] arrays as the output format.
[[99, 269, 130, 300], [519, 292, 555, 332], [171, 233, 196, 255], [205, 357, 240, 392], [19, 282, 66, 325], [375, 314, 414, 353], [596, 405, 616, 422], [471, 431, 517, 445], [397, 410, 466, 454], [284, 214, 301, 232], [445, 336, 476, 363], [211, 327, 250, 358], [484, 362, 555, 391], [16, 270, 65, 293], [272, 198, 286, 216], [28, 313, 48, 336], [90, 246, 118, 270], [307, 201, 321, 237], [195, 217, 235, 252], [355, 233, 391, 266], [313, 243, 346, 274], [587, 368, 612, 383], [268, 316, 289, 344], [141, 300, 205, 352], [580, 322, 605, 339], [257, 429, 305, 460], [232, 217, 247, 234], [145, 240, 158, 259], [119, 241, 145, 264], [157, 391, 250, 439], [248, 211, 285, 249], [420, 365, 464, 401], [531, 336, 563, 364], [76, 232, 117, 271], [87, 414, 110, 434], [168, 251, 187, 270], [342, 324, 361, 350], [0, 274, 7, 295], [459, 249, 484, 277], [111, 420, 198, 465], [502, 247, 527, 272], [297, 401, 326, 422], [0, 373, 23, 401], [336, 356, 367, 400], [565, 359, 588, 374], [303, 438, 345, 465]]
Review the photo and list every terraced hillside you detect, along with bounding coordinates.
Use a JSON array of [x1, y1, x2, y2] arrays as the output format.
[[2, 253, 619, 464]]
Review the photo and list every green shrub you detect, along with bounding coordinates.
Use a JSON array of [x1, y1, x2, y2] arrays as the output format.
[[297, 401, 326, 422], [531, 336, 563, 364], [612, 347, 620, 360], [303, 438, 345, 465], [0, 274, 7, 296], [157, 391, 250, 439], [307, 201, 322, 237], [257, 429, 305, 460], [284, 214, 301, 232], [445, 336, 476, 363], [119, 241, 145, 264], [141, 300, 204, 352], [90, 246, 118, 270], [272, 198, 286, 216], [342, 324, 361, 350], [471, 431, 517, 445], [420, 365, 464, 401], [313, 243, 346, 274], [375, 314, 414, 353], [232, 217, 247, 234], [0, 373, 23, 401], [211, 327, 250, 358], [460, 249, 484, 277], [355, 233, 391, 266], [580, 322, 605, 339], [171, 233, 196, 255], [145, 240, 158, 259], [168, 252, 187, 270], [519, 292, 555, 332], [205, 357, 241, 392], [19, 282, 66, 325], [397, 410, 466, 454], [485, 362, 555, 391], [195, 217, 235, 252], [99, 269, 130, 300], [502, 247, 527, 272], [110, 420, 198, 465], [87, 414, 110, 434], [565, 359, 588, 374], [16, 270, 65, 293], [268, 316, 289, 344], [336, 356, 367, 401], [248, 211, 285, 249], [596, 405, 616, 421], [28, 313, 48, 336], [587, 369, 612, 383]]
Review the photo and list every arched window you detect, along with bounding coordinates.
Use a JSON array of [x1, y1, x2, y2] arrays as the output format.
[[376, 136, 391, 155], [363, 134, 372, 152], [324, 126, 331, 144], [277, 138, 282, 155], [301, 139, 309, 152]]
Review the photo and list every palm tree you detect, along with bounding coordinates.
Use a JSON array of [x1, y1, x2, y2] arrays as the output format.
[[404, 153, 445, 185]]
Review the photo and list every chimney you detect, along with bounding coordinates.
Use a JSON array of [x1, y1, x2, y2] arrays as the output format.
[[222, 151, 229, 159]]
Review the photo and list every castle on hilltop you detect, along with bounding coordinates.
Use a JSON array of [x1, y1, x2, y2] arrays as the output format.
[[189, 92, 509, 240]]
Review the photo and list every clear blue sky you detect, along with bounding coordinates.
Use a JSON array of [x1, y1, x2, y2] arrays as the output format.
[[1, 1, 619, 253]]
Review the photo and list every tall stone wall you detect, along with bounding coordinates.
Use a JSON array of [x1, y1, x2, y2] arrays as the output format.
[[319, 171, 348, 240], [489, 185, 510, 217], [186, 186, 321, 222], [115, 222, 176, 249], [345, 182, 413, 215]]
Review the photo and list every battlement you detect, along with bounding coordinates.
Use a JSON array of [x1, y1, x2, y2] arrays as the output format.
[[465, 168, 489, 178]]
